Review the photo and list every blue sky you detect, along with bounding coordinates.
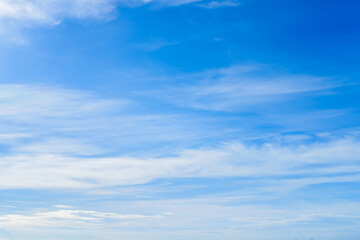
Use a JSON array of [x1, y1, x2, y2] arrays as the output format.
[[0, 0, 360, 239]]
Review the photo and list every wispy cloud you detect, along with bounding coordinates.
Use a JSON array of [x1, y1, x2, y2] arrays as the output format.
[[197, 0, 241, 8], [0, 84, 210, 156], [0, 208, 162, 230], [0, 0, 117, 42], [150, 64, 345, 112], [1, 134, 359, 189], [0, 0, 243, 42], [127, 0, 203, 7], [229, 213, 360, 227], [0, 84, 359, 192], [0, 82, 359, 240], [0, 0, 231, 28], [0, 84, 126, 120], [133, 39, 180, 51], [0, 0, 242, 32], [2, 197, 360, 238], [0, 0, 118, 25]]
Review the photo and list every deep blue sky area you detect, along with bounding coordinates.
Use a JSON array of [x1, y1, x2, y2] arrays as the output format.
[[2, 0, 360, 86]]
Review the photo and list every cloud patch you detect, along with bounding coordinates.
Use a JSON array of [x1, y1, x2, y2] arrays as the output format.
[[0, 209, 162, 229], [150, 64, 344, 112], [0, 0, 118, 26], [0, 136, 359, 189], [198, 0, 241, 8], [0, 0, 241, 29]]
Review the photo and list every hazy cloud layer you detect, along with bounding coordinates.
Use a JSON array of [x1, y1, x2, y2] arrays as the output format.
[[1, 137, 359, 189], [0, 83, 359, 190], [0, 79, 358, 240], [1, 1, 359, 239], [0, 208, 163, 230], [1, 200, 360, 240]]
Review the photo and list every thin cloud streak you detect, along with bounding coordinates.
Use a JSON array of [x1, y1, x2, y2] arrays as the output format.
[[197, 0, 241, 8], [0, 137, 359, 189], [0, 209, 163, 230], [150, 64, 346, 112]]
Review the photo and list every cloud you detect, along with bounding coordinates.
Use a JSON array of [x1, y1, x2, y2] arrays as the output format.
[[0, 0, 241, 30], [2, 195, 360, 237], [0, 209, 162, 229], [198, 0, 241, 8], [133, 0, 242, 8], [124, 0, 203, 7], [148, 64, 345, 112], [229, 213, 360, 227], [0, 0, 219, 28], [0, 84, 126, 120], [0, 0, 118, 26], [133, 39, 180, 51], [0, 83, 359, 195], [0, 0, 242, 41], [0, 84, 360, 191], [0, 0, 115, 41], [0, 84, 216, 157], [0, 135, 359, 189]]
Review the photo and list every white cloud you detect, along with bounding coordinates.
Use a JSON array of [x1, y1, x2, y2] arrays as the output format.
[[0, 209, 162, 229], [0, 84, 126, 120], [0, 136, 359, 189], [0, 0, 118, 41], [229, 213, 360, 227], [198, 0, 241, 8], [150, 64, 344, 112], [138, 0, 241, 8], [0, 0, 216, 27], [0, 84, 214, 157], [0, 83, 359, 194], [1, 184, 360, 239], [0, 0, 118, 26], [2, 197, 360, 238], [0, 0, 240, 30], [0, 0, 241, 41]]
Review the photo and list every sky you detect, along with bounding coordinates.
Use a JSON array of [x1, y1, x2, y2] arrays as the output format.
[[0, 0, 360, 239]]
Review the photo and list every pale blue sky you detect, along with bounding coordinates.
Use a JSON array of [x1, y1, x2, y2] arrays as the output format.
[[0, 0, 360, 240]]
